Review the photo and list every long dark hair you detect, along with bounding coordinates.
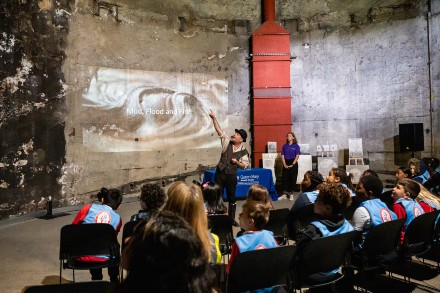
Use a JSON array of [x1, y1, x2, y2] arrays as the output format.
[[117, 211, 217, 293], [202, 182, 227, 215], [286, 131, 297, 144], [303, 170, 324, 192]]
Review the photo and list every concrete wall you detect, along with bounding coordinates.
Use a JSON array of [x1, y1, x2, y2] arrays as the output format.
[[289, 16, 437, 173], [0, 0, 439, 219]]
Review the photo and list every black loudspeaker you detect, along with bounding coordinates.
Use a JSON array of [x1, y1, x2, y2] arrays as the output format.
[[399, 123, 424, 152]]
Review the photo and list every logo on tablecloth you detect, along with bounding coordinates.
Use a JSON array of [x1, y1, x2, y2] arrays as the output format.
[[238, 174, 260, 186]]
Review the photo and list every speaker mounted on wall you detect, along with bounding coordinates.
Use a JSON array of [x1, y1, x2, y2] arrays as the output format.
[[399, 123, 424, 152]]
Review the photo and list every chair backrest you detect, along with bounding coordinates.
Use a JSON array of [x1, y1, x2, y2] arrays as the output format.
[[208, 214, 234, 247], [264, 208, 290, 237], [121, 220, 141, 251], [403, 210, 440, 256], [423, 173, 440, 190], [380, 190, 394, 210], [24, 281, 113, 293], [287, 204, 315, 240], [60, 224, 120, 262], [362, 218, 406, 264], [295, 231, 356, 278], [226, 245, 296, 293]]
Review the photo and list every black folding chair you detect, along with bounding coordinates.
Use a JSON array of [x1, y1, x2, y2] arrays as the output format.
[[120, 220, 142, 280], [402, 210, 440, 257], [264, 208, 290, 245], [419, 215, 440, 267], [286, 204, 316, 241], [59, 224, 120, 283], [400, 210, 440, 282], [423, 173, 440, 196], [350, 218, 406, 291], [359, 218, 406, 271], [23, 281, 113, 293], [208, 214, 234, 257], [121, 220, 141, 252], [226, 245, 296, 293], [292, 231, 357, 291]]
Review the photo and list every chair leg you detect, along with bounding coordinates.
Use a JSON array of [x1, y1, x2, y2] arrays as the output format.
[[59, 263, 62, 284], [73, 269, 75, 282]]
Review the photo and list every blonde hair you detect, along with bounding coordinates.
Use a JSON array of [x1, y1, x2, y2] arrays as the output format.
[[242, 200, 270, 230], [416, 183, 440, 207], [163, 181, 211, 259], [408, 158, 421, 174], [247, 184, 274, 210]]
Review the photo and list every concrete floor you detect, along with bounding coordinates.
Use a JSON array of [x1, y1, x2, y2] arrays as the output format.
[[1, 192, 440, 292]]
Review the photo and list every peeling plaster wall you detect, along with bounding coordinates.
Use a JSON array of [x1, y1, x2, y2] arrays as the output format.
[[0, 0, 69, 219]]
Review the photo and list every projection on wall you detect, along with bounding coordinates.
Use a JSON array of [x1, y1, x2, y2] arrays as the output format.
[[81, 68, 228, 152]]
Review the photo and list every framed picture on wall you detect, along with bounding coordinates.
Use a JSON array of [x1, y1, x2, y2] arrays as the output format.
[[268, 142, 277, 153]]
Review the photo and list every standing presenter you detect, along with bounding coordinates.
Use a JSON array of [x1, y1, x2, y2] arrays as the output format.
[[280, 131, 300, 200], [209, 110, 249, 226]]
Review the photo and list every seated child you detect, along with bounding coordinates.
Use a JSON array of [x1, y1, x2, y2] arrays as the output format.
[[116, 211, 217, 293], [295, 183, 354, 284], [130, 183, 167, 222], [395, 167, 412, 182], [226, 200, 278, 273], [287, 171, 324, 240], [202, 181, 227, 215], [327, 167, 355, 197], [352, 175, 397, 247], [290, 170, 325, 214], [392, 178, 424, 242], [246, 183, 274, 210], [236, 184, 274, 237], [72, 188, 123, 283]]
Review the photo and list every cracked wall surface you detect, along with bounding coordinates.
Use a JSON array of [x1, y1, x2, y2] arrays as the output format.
[[0, 0, 69, 219]]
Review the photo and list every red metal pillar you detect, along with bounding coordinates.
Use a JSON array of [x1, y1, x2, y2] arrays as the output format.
[[251, 0, 292, 167]]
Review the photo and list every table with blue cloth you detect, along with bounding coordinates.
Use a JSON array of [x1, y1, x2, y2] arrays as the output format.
[[202, 168, 278, 201]]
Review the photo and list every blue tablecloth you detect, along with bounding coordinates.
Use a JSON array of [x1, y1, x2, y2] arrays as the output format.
[[202, 168, 278, 201]]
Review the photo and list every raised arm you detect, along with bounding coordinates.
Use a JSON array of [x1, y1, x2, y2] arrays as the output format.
[[209, 109, 223, 136]]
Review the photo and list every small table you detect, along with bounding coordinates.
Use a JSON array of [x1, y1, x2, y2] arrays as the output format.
[[202, 168, 278, 201]]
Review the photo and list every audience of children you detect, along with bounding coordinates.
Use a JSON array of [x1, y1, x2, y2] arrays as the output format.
[[295, 183, 354, 285], [202, 181, 228, 215], [352, 175, 397, 247], [162, 181, 221, 264], [115, 211, 217, 293], [226, 200, 278, 274], [69, 161, 440, 290], [129, 183, 167, 222], [72, 188, 123, 283]]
